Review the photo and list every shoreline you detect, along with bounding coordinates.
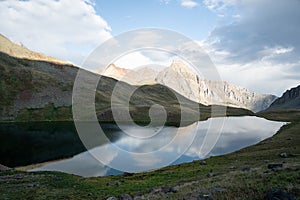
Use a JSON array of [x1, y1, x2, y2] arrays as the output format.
[[1, 111, 299, 199]]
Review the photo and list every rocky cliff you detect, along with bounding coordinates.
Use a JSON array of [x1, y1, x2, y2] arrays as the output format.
[[266, 85, 300, 110], [156, 61, 277, 112]]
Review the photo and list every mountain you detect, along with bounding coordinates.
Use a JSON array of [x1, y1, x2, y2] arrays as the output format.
[[265, 85, 300, 110], [0, 34, 69, 65], [0, 34, 252, 124], [97, 64, 158, 85], [98, 61, 277, 112]]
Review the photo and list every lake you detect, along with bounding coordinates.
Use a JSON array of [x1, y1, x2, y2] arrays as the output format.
[[2, 116, 281, 177]]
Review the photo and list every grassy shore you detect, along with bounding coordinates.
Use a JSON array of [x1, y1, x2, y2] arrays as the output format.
[[0, 112, 299, 199]]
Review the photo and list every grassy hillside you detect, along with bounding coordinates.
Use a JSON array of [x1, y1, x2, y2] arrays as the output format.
[[258, 109, 300, 123], [0, 52, 253, 125]]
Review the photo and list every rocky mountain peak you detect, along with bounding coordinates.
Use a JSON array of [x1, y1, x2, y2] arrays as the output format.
[[97, 60, 277, 112], [170, 60, 196, 76]]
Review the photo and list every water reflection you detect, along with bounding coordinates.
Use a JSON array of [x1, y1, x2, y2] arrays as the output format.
[[30, 116, 285, 177]]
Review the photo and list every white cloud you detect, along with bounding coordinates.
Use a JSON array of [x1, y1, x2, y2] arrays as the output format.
[[0, 0, 112, 66], [201, 0, 300, 95], [181, 0, 198, 8], [114, 50, 175, 70], [114, 52, 155, 69], [272, 46, 294, 55], [160, 0, 171, 5], [203, 0, 237, 11]]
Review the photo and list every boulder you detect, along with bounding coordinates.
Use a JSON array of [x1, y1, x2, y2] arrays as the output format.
[[106, 197, 117, 200], [265, 189, 296, 200], [200, 161, 207, 165], [279, 152, 288, 158], [119, 194, 133, 200], [267, 164, 283, 169], [242, 167, 251, 172], [161, 185, 177, 193]]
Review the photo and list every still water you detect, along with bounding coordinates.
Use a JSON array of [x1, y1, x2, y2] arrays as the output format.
[[25, 116, 285, 177]]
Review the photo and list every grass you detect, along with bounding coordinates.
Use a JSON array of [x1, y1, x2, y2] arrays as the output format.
[[0, 112, 299, 199], [258, 109, 300, 123]]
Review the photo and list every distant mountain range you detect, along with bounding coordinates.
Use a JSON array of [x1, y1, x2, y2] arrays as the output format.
[[97, 61, 277, 112], [0, 33, 253, 124]]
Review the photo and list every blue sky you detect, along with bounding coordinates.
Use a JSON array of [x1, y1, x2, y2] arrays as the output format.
[[95, 0, 218, 40], [0, 0, 299, 95]]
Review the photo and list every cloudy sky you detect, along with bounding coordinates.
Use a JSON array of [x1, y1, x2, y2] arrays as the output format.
[[0, 0, 299, 95]]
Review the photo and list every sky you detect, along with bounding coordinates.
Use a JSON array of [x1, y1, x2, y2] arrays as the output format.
[[0, 0, 299, 95]]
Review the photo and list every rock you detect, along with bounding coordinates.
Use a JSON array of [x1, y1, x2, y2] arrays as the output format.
[[211, 187, 226, 193], [0, 164, 10, 172], [229, 165, 236, 169], [161, 185, 177, 193], [119, 194, 133, 200], [106, 181, 121, 186], [207, 172, 213, 177], [87, 193, 93, 197], [123, 172, 133, 177], [200, 161, 207, 165], [265, 189, 296, 200], [242, 167, 251, 172], [184, 191, 212, 200], [106, 197, 117, 200], [170, 187, 177, 193], [133, 194, 145, 199], [268, 164, 283, 169], [27, 183, 38, 188], [279, 152, 288, 158], [264, 170, 271, 174], [54, 176, 62, 181], [151, 187, 161, 194]]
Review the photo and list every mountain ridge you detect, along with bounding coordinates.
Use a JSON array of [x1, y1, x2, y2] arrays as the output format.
[[265, 85, 300, 110], [97, 61, 277, 112], [0, 34, 70, 65], [0, 34, 253, 124]]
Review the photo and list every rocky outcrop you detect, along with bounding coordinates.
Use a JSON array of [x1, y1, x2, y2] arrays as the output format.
[[156, 61, 277, 112], [266, 85, 300, 110]]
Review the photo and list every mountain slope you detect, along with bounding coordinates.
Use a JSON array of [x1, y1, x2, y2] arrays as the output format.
[[0, 34, 253, 124], [1, 52, 253, 124], [266, 85, 300, 110], [0, 34, 69, 65], [98, 61, 277, 112]]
